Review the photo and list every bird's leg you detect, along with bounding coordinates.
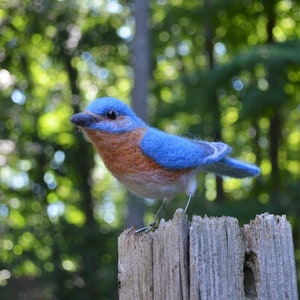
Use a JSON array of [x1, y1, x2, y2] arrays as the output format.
[[184, 194, 192, 213], [135, 199, 167, 233], [149, 198, 166, 227]]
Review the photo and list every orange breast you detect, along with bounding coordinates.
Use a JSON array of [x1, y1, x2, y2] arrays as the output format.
[[83, 127, 192, 184]]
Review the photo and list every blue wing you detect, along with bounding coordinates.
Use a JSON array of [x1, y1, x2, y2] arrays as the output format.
[[140, 128, 231, 170], [140, 128, 260, 178]]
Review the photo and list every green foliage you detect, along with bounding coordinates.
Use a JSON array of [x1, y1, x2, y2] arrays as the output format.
[[0, 0, 300, 298]]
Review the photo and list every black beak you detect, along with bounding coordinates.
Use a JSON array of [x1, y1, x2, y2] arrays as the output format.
[[70, 113, 99, 127]]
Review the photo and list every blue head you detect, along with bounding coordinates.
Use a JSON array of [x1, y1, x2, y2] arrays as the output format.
[[71, 97, 146, 133]]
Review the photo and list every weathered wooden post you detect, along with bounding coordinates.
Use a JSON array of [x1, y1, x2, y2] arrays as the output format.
[[118, 209, 298, 300], [189, 215, 245, 299]]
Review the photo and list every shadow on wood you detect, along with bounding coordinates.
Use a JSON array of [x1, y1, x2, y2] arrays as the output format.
[[118, 209, 298, 300]]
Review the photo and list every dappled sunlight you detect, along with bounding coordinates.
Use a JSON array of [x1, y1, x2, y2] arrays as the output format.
[[258, 192, 270, 204], [64, 205, 86, 226], [92, 157, 126, 227], [38, 106, 74, 139], [0, 166, 29, 190], [260, 160, 272, 175], [47, 201, 65, 222], [205, 174, 217, 201], [0, 0, 300, 298], [0, 69, 15, 90], [0, 269, 11, 286]]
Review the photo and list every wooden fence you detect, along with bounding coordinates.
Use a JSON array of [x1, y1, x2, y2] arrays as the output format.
[[118, 209, 298, 300]]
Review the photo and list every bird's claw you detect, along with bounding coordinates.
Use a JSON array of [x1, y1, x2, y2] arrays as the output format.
[[135, 222, 158, 233]]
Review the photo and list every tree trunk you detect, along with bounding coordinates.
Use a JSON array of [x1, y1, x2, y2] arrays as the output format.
[[131, 0, 151, 121], [203, 0, 224, 203], [126, 0, 151, 227], [265, 1, 281, 198]]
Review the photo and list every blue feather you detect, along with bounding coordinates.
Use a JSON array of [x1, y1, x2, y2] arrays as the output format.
[[85, 97, 146, 133], [140, 128, 231, 170], [202, 157, 260, 178]]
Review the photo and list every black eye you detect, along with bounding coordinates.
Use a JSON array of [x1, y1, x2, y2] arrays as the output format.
[[105, 110, 117, 120]]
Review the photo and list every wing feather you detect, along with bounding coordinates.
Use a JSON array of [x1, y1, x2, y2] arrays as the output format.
[[140, 128, 231, 170]]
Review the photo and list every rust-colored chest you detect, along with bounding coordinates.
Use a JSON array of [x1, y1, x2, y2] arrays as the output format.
[[83, 127, 191, 182], [84, 128, 154, 175]]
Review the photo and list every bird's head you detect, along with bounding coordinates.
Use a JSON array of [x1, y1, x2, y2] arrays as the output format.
[[70, 97, 146, 133]]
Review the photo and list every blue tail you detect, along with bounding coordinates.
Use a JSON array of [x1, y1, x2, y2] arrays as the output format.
[[202, 157, 260, 178]]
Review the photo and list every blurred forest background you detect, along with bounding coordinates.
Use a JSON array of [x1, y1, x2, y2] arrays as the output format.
[[0, 0, 300, 299]]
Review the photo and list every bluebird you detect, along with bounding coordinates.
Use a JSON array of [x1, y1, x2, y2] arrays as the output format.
[[71, 97, 260, 231]]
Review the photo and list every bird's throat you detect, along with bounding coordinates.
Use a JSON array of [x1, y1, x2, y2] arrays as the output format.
[[83, 127, 148, 175]]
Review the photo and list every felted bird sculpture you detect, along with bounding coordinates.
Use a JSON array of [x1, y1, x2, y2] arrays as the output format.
[[71, 97, 260, 231]]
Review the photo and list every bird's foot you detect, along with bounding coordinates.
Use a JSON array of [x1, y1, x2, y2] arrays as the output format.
[[135, 199, 166, 233], [135, 222, 158, 233]]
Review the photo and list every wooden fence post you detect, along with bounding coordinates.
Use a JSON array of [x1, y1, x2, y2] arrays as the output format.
[[118, 209, 298, 300], [189, 215, 245, 299], [242, 213, 298, 299]]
